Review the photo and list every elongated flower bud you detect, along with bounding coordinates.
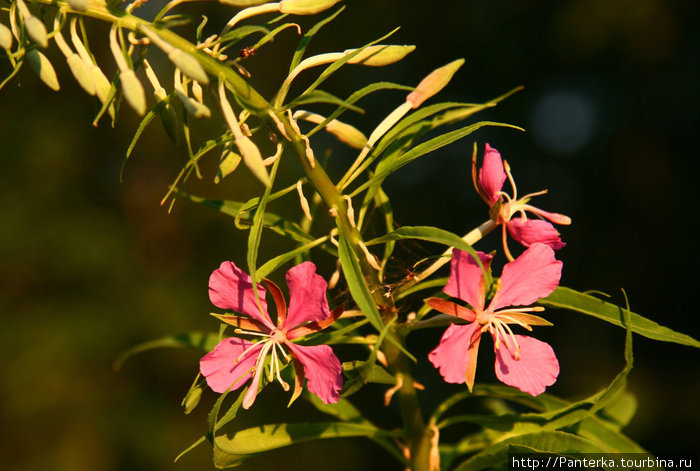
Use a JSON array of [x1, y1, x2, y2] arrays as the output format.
[[120, 69, 146, 116], [293, 110, 367, 149], [16, 0, 47, 48], [66, 0, 89, 11], [175, 90, 211, 118], [406, 59, 464, 108], [66, 53, 96, 95], [27, 49, 59, 91], [0, 23, 13, 49], [141, 26, 209, 85], [278, 0, 343, 15], [218, 0, 270, 6], [345, 45, 415, 66]]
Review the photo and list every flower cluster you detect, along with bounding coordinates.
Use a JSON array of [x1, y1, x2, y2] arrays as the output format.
[[428, 144, 570, 395], [199, 144, 570, 405]]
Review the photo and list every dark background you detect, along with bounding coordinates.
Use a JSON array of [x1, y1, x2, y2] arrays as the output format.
[[1, 0, 698, 470]]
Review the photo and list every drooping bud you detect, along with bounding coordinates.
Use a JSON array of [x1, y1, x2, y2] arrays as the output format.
[[406, 58, 464, 109], [16, 0, 48, 48], [215, 146, 242, 183], [158, 102, 179, 145], [278, 0, 343, 15], [66, 0, 90, 11], [296, 180, 312, 220], [218, 80, 270, 187], [0, 23, 13, 50], [140, 26, 209, 85], [293, 110, 367, 149], [120, 69, 147, 116], [27, 49, 60, 91], [175, 90, 211, 118], [66, 53, 96, 95], [345, 45, 415, 67], [168, 49, 209, 85]]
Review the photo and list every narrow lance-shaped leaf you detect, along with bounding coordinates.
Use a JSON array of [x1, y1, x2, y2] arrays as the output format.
[[289, 6, 344, 72], [113, 332, 221, 370], [541, 287, 700, 349], [214, 422, 386, 468]]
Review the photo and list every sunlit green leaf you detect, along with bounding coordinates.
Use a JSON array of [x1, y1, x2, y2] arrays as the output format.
[[289, 6, 345, 72], [541, 287, 700, 349], [113, 331, 220, 370]]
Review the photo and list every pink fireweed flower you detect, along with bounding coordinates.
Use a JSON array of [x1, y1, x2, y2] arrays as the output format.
[[427, 243, 562, 396], [472, 144, 571, 261], [200, 261, 343, 409]]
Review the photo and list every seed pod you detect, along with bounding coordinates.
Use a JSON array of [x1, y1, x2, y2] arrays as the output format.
[[66, 53, 96, 95], [66, 0, 89, 11], [120, 69, 146, 116], [168, 49, 209, 85], [215, 146, 242, 183], [0, 23, 13, 50], [406, 58, 465, 109], [27, 49, 60, 91], [278, 0, 343, 15], [345, 45, 415, 67]]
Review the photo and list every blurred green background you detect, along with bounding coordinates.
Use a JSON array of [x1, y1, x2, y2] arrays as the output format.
[[1, 0, 698, 470]]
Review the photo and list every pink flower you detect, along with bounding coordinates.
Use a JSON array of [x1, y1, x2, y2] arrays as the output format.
[[200, 261, 343, 409], [427, 243, 561, 396], [473, 144, 571, 260]]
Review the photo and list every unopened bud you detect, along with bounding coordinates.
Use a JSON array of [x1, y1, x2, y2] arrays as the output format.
[[24, 16, 48, 48], [182, 384, 202, 414], [176, 90, 211, 118], [120, 69, 146, 116], [0, 23, 13, 50], [66, 0, 90, 11], [215, 146, 241, 183], [27, 49, 59, 91], [66, 53, 96, 95], [293, 110, 367, 149], [168, 49, 209, 85], [236, 135, 271, 187], [345, 45, 415, 67], [219, 0, 270, 6], [278, 0, 343, 15], [406, 58, 464, 109]]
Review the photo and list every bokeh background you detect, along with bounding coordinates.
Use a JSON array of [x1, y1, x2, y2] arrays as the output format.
[[1, 0, 698, 470]]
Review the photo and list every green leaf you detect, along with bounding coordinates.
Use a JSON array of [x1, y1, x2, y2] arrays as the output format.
[[289, 6, 345, 72], [287, 89, 365, 114], [302, 391, 367, 423], [337, 234, 385, 333], [213, 422, 387, 468], [366, 226, 488, 284], [113, 331, 219, 370], [453, 431, 616, 471], [306, 82, 414, 139], [300, 27, 401, 99], [352, 121, 523, 199], [256, 235, 330, 278], [541, 287, 700, 349]]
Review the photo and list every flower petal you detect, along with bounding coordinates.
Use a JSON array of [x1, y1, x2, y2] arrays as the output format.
[[428, 322, 482, 386], [490, 243, 562, 310], [200, 337, 262, 393], [425, 298, 476, 321], [444, 249, 493, 311], [494, 334, 559, 396], [478, 144, 507, 205], [286, 343, 343, 404], [507, 217, 566, 250], [284, 262, 331, 330], [209, 261, 274, 330]]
